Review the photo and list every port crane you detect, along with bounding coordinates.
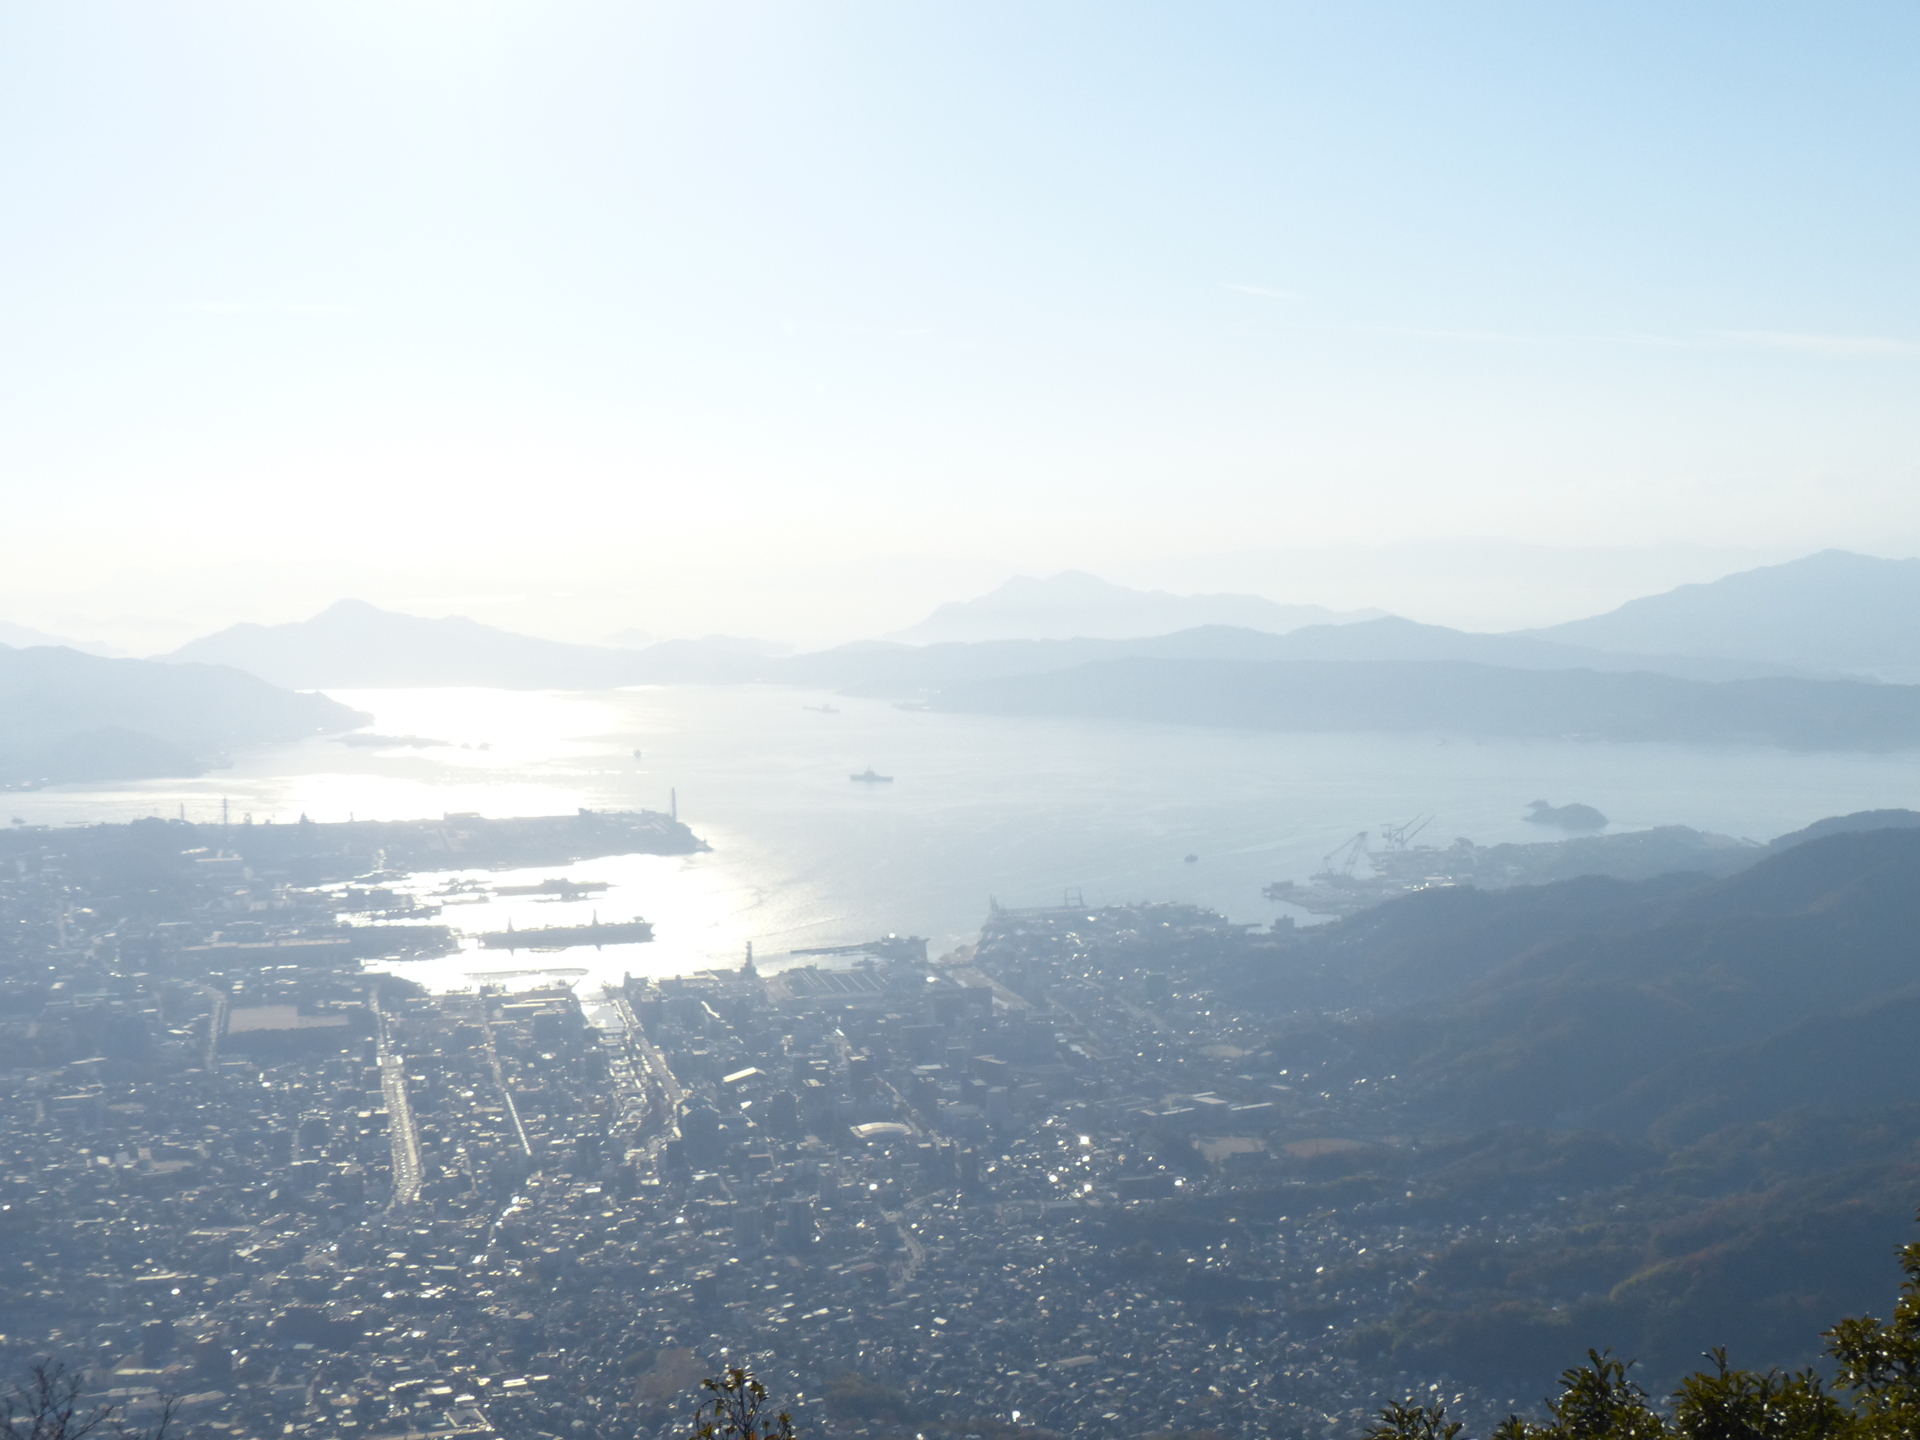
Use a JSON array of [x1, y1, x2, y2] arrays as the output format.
[[1315, 830, 1370, 880], [1377, 814, 1433, 852]]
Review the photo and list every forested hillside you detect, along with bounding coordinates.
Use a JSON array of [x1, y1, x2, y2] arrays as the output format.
[[1192, 824, 1920, 1385]]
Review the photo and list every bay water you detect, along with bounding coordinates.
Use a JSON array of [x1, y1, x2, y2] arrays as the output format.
[[11, 683, 1918, 991]]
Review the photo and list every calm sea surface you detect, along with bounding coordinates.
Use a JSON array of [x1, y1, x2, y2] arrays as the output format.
[[10, 683, 1919, 990]]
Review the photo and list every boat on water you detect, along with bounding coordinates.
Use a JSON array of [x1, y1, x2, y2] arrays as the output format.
[[849, 767, 893, 783], [478, 914, 653, 950], [804, 704, 840, 714]]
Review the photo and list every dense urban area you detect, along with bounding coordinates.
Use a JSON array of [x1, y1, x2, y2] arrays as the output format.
[[2, 813, 1637, 1440]]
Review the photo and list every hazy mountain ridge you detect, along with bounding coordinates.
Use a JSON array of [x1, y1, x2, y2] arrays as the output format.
[[168, 601, 807, 689], [0, 620, 122, 656], [786, 625, 1432, 696], [887, 570, 1384, 643], [1173, 615, 1805, 680], [1526, 549, 1920, 680], [928, 655, 1920, 749], [1460, 825, 1758, 885], [167, 599, 646, 689], [792, 617, 1803, 697], [1769, 806, 1920, 850], [150, 556, 1920, 763], [165, 595, 1817, 696], [0, 645, 366, 784]]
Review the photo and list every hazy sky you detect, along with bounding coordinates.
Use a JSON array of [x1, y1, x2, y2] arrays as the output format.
[[2, 3, 1916, 646]]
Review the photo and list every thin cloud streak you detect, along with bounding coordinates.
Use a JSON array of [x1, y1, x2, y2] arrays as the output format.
[[1371, 324, 1920, 358], [1714, 329, 1920, 358], [1222, 283, 1307, 301], [172, 301, 354, 317], [1374, 325, 1566, 346]]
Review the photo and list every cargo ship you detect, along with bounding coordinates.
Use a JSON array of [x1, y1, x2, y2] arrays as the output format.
[[850, 767, 893, 783], [478, 915, 653, 950]]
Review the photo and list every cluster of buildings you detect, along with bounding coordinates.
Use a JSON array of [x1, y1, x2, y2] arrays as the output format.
[[0, 818, 1537, 1440]]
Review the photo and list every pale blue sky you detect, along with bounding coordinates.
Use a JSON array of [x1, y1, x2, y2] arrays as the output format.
[[1, 2, 1915, 644]]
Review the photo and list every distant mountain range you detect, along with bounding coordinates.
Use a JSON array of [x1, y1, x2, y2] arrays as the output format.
[[786, 616, 1802, 696], [167, 599, 648, 689], [142, 551, 1920, 753], [166, 600, 798, 690], [0, 645, 364, 785], [887, 570, 1383, 643], [0, 619, 123, 656], [1525, 549, 1920, 680], [164, 601, 1805, 695]]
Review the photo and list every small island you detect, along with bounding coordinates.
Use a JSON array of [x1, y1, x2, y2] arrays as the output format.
[[1524, 798, 1609, 830]]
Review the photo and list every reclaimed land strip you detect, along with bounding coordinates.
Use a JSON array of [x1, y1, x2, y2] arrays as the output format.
[[0, 806, 705, 887]]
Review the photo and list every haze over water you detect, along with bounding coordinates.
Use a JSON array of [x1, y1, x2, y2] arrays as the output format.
[[10, 684, 1919, 990]]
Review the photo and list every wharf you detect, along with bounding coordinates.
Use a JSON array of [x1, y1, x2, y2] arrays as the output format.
[[0, 807, 707, 887], [479, 918, 654, 950]]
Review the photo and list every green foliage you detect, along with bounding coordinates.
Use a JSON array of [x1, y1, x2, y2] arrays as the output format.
[[1367, 1219, 1920, 1439], [685, 1368, 795, 1440], [1667, 1350, 1847, 1440], [1824, 1237, 1920, 1438], [1512, 1352, 1670, 1440], [1363, 1399, 1462, 1440]]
